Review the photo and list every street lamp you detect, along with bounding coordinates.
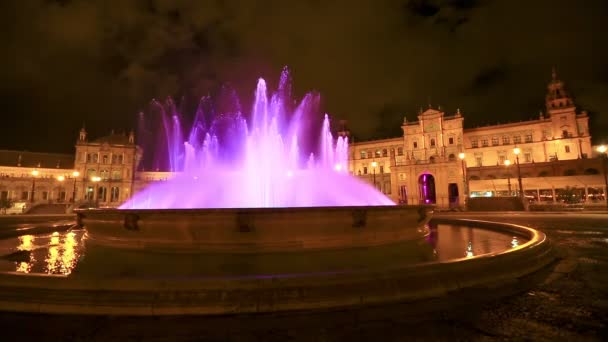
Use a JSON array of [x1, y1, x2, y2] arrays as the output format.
[[513, 147, 524, 203], [72, 171, 80, 203], [504, 159, 512, 195], [458, 152, 468, 203], [91, 176, 101, 207], [371, 161, 378, 189], [30, 169, 39, 203], [597, 145, 608, 208]]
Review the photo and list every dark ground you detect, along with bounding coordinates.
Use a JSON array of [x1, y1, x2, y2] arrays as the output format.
[[0, 212, 607, 341]]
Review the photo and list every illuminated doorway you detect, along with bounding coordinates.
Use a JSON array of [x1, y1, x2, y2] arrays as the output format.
[[418, 174, 436, 204]]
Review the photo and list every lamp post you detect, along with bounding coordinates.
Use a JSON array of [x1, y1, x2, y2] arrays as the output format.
[[597, 145, 608, 208], [504, 159, 512, 195], [513, 147, 524, 202], [72, 171, 80, 203], [30, 169, 39, 203], [91, 176, 101, 207], [57, 175, 65, 202], [371, 161, 378, 189], [458, 152, 468, 203]]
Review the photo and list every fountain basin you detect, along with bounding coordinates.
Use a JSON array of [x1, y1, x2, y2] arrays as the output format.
[[77, 205, 433, 253], [0, 217, 555, 316]]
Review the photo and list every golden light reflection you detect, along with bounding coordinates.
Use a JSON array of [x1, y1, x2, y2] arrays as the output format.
[[15, 235, 35, 274], [511, 236, 519, 248], [44, 231, 80, 275], [466, 241, 474, 258]]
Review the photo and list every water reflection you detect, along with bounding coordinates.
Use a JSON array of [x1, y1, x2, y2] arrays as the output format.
[[6, 230, 83, 275], [16, 235, 35, 273], [466, 241, 474, 258], [44, 231, 79, 275], [511, 236, 519, 248], [0, 223, 528, 277]]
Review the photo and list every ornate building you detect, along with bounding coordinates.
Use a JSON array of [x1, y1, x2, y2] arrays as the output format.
[[349, 70, 604, 207]]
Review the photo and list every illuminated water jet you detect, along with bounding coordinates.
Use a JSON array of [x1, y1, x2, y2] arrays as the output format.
[[122, 68, 393, 209]]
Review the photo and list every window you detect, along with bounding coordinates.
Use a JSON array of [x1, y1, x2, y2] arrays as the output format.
[[379, 166, 384, 173], [524, 153, 532, 162], [430, 138, 436, 147], [397, 147, 403, 156], [525, 134, 533, 143], [448, 153, 456, 161], [481, 139, 488, 147], [492, 137, 499, 146], [448, 137, 454, 145], [565, 145, 571, 153], [499, 155, 506, 164], [502, 136, 510, 145], [471, 140, 478, 148], [384, 182, 391, 194], [368, 150, 372, 159], [59, 191, 66, 202], [100, 170, 109, 180], [363, 167, 368, 174], [86, 186, 94, 201], [413, 141, 418, 149], [102, 155, 108, 164], [118, 155, 124, 164], [42, 191, 48, 200], [92, 154, 98, 163], [562, 130, 569, 138], [110, 187, 120, 202], [86, 154, 91, 163], [112, 155, 117, 164], [21, 191, 28, 200], [86, 169, 96, 178], [513, 136, 521, 144], [382, 149, 388, 157], [375, 150, 381, 157], [475, 157, 482, 167], [360, 151, 367, 159], [429, 156, 436, 163], [98, 187, 107, 202], [112, 170, 122, 180]]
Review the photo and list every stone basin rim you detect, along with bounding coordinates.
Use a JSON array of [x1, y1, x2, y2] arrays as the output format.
[[0, 218, 555, 316]]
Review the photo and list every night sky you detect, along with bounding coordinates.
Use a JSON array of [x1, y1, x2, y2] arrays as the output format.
[[1, 0, 607, 154]]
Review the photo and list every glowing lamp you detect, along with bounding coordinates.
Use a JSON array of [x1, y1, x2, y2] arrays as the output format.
[[371, 161, 378, 168], [597, 145, 607, 154], [513, 147, 521, 155], [504, 160, 511, 166], [57, 175, 65, 182], [458, 152, 465, 160], [31, 170, 39, 177], [72, 171, 80, 177]]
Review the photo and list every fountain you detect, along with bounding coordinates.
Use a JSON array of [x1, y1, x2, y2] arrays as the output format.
[[122, 68, 392, 209], [80, 68, 431, 252], [0, 69, 555, 318]]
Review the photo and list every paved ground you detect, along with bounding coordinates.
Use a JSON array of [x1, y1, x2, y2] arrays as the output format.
[[0, 212, 606, 341]]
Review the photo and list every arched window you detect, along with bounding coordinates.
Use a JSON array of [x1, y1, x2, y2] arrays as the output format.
[[563, 169, 576, 176], [429, 156, 436, 163], [448, 153, 456, 161], [430, 138, 436, 147]]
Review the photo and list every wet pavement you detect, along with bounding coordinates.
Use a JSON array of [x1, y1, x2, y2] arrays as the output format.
[[0, 212, 607, 341]]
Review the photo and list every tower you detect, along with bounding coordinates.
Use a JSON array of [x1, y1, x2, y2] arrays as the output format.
[[79, 126, 87, 142], [128, 130, 135, 144], [546, 67, 574, 112]]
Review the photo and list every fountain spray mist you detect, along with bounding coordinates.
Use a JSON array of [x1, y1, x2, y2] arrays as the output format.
[[122, 68, 394, 209]]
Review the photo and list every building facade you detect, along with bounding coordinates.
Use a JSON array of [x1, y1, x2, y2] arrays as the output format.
[[349, 70, 604, 207], [0, 70, 606, 211]]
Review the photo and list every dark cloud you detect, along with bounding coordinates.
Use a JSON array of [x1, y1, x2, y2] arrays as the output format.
[[0, 0, 607, 153]]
